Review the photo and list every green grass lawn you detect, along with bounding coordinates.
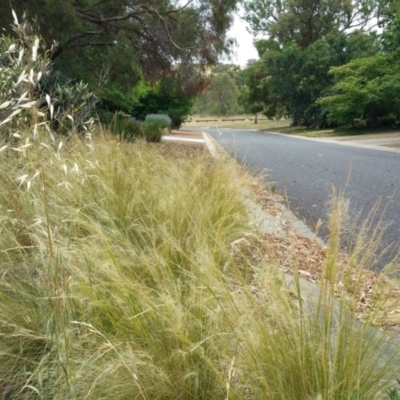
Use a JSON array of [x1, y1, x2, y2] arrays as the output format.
[[183, 114, 290, 130], [270, 125, 400, 139]]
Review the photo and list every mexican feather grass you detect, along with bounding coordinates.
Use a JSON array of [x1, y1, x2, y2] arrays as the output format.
[[0, 133, 399, 399]]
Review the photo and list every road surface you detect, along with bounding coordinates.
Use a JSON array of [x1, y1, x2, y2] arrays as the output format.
[[204, 128, 400, 270]]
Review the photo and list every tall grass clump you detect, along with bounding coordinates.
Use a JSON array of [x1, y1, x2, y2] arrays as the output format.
[[0, 128, 252, 398], [142, 114, 171, 142], [109, 112, 142, 141], [1, 127, 399, 398], [109, 113, 168, 142], [233, 190, 400, 399]]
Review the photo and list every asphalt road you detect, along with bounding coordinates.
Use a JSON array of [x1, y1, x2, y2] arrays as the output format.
[[204, 128, 400, 270]]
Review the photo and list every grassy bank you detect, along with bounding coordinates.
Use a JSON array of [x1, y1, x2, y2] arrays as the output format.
[[183, 114, 290, 130], [267, 125, 400, 139], [0, 132, 399, 399]]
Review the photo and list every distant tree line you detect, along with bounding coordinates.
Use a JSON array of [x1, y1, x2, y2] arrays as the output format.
[[196, 0, 399, 130], [192, 65, 247, 116]]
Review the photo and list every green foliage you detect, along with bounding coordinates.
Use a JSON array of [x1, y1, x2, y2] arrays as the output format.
[[98, 87, 135, 116], [241, 32, 380, 127], [43, 74, 98, 134], [143, 114, 171, 142], [318, 53, 400, 126], [193, 72, 242, 116], [109, 113, 141, 141], [254, 39, 280, 57], [240, 0, 388, 128], [387, 380, 400, 400], [145, 114, 171, 129], [109, 113, 165, 142], [243, 0, 378, 48], [132, 78, 193, 129], [380, 1, 400, 61], [140, 121, 163, 142], [144, 114, 171, 128], [238, 62, 281, 118], [0, 15, 97, 138]]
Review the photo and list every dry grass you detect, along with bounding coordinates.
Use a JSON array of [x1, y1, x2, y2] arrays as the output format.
[[153, 140, 206, 158], [183, 114, 290, 130], [338, 131, 400, 141], [0, 129, 399, 399], [16, 14, 399, 398]]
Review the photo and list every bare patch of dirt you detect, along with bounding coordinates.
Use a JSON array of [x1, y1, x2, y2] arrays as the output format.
[[154, 141, 207, 158], [170, 129, 204, 139], [387, 140, 400, 148]]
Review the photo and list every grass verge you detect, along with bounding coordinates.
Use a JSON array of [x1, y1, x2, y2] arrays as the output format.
[[260, 125, 400, 140], [183, 114, 290, 131], [0, 132, 399, 399]]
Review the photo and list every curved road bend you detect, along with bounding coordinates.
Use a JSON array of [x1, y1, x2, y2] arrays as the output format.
[[203, 128, 400, 271]]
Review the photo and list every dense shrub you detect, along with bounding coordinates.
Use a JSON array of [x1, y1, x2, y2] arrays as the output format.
[[141, 121, 163, 142], [110, 114, 141, 141], [109, 112, 164, 142], [0, 15, 97, 139], [318, 53, 400, 127], [145, 114, 171, 129], [132, 82, 193, 129]]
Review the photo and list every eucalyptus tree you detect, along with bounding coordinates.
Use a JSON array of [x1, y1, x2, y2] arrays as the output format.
[[193, 72, 242, 116], [239, 0, 381, 126], [0, 0, 239, 111], [317, 0, 400, 127], [242, 0, 378, 48]]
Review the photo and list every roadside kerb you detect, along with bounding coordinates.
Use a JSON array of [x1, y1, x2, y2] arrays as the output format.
[[201, 131, 324, 244], [201, 130, 400, 374]]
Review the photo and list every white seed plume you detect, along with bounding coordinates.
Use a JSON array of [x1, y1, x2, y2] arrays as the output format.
[[31, 218, 43, 227], [28, 68, 35, 84], [32, 37, 39, 61], [12, 9, 19, 25], [18, 49, 24, 65], [0, 101, 11, 109], [33, 124, 38, 140], [15, 70, 28, 86], [16, 174, 29, 186]]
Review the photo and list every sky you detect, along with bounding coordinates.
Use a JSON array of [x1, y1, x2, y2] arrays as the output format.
[[227, 14, 259, 66]]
